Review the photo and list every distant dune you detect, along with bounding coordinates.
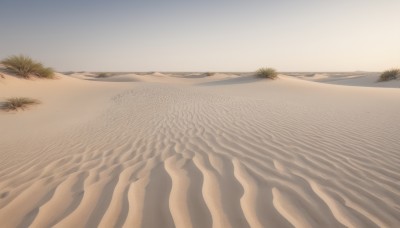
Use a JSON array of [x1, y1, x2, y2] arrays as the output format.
[[0, 71, 399, 227], [290, 72, 400, 88]]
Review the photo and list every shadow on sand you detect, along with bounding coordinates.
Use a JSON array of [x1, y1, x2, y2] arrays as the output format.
[[85, 76, 140, 83], [197, 76, 261, 86]]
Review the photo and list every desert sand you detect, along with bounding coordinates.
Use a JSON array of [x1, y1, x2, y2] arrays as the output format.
[[0, 71, 399, 227]]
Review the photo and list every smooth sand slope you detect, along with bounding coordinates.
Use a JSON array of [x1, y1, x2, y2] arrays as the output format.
[[293, 72, 400, 88], [0, 72, 399, 228]]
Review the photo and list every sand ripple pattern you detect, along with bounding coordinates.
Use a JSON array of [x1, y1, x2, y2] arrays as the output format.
[[1, 84, 400, 228]]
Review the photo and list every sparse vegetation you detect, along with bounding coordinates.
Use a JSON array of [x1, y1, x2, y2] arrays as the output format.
[[379, 69, 400, 82], [1, 55, 54, 79], [2, 97, 40, 111], [204, 72, 215, 76], [63, 71, 75, 75], [256, 67, 278, 79], [97, 72, 109, 78]]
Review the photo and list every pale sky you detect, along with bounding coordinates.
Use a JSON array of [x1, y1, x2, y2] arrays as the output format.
[[1, 0, 399, 72]]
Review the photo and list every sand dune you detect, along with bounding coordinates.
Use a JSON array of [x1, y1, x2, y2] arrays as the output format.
[[295, 72, 400, 88], [0, 72, 399, 227]]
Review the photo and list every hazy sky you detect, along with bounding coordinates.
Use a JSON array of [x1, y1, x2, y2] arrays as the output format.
[[1, 0, 399, 71]]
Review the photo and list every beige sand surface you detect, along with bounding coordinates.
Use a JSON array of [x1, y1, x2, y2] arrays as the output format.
[[0, 72, 399, 227], [294, 72, 400, 88]]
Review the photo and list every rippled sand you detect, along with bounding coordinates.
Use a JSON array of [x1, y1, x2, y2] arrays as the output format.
[[1, 72, 399, 227]]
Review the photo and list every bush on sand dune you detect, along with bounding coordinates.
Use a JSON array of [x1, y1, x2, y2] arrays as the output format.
[[1, 55, 54, 79], [379, 69, 400, 82], [256, 67, 278, 79], [2, 97, 40, 111], [97, 72, 110, 78]]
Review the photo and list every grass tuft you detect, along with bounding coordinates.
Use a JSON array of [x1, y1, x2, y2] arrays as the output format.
[[379, 69, 400, 82], [97, 72, 109, 78], [34, 66, 55, 79], [256, 67, 278, 79], [2, 97, 40, 111], [1, 55, 54, 79]]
